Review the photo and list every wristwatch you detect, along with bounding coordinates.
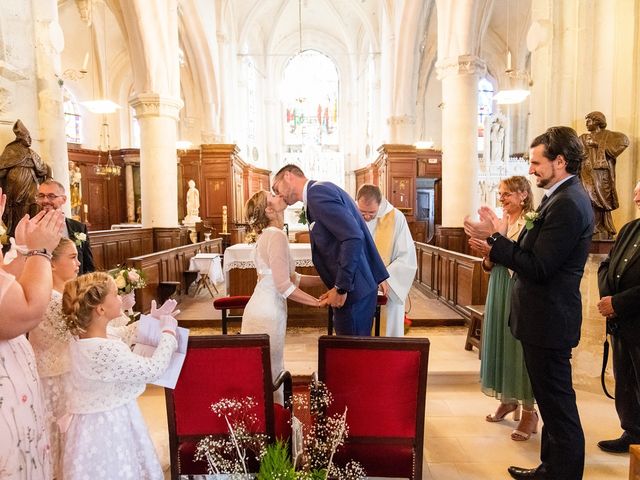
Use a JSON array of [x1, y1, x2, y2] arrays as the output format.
[[335, 286, 348, 295], [486, 232, 501, 246]]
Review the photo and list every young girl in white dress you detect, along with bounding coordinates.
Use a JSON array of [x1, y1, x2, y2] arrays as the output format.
[[28, 237, 80, 478], [61, 272, 178, 480], [241, 190, 326, 403]]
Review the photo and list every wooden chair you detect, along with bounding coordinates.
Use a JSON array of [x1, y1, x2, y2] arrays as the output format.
[[165, 334, 292, 479], [213, 295, 251, 334], [317, 335, 430, 479], [327, 293, 388, 336]]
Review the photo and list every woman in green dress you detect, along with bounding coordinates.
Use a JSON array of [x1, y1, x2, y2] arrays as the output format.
[[469, 175, 538, 441]]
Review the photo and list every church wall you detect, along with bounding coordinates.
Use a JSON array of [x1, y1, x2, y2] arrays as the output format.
[[0, 1, 39, 148]]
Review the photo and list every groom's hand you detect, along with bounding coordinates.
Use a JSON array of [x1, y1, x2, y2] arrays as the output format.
[[326, 287, 347, 308]]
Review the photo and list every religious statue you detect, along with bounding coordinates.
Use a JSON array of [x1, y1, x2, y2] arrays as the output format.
[[0, 120, 50, 238], [69, 161, 83, 221], [183, 179, 201, 225], [489, 116, 506, 165], [579, 111, 629, 239]]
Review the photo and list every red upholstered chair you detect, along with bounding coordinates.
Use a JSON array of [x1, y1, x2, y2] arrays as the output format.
[[317, 335, 429, 479], [212, 295, 251, 334], [327, 293, 388, 336], [165, 334, 292, 479]]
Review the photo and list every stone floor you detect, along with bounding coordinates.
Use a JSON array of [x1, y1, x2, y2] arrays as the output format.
[[140, 258, 630, 479]]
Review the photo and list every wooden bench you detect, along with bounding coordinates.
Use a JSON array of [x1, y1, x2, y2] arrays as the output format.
[[127, 238, 223, 313], [464, 304, 485, 358]]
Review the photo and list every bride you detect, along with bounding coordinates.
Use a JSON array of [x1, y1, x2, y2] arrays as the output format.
[[241, 190, 326, 403]]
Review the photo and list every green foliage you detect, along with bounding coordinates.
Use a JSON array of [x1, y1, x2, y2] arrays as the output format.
[[298, 209, 307, 225], [257, 441, 295, 480]]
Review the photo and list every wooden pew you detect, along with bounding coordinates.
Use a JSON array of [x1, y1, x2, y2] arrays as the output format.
[[128, 238, 223, 313]]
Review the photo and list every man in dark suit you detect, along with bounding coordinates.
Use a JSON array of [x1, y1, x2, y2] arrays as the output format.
[[38, 179, 95, 274], [596, 180, 640, 453], [465, 126, 594, 479], [272, 164, 388, 335]]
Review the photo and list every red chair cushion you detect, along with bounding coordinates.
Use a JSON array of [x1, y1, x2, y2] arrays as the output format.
[[173, 346, 268, 436], [324, 348, 421, 437], [273, 403, 291, 442], [213, 296, 251, 310], [333, 443, 415, 478]]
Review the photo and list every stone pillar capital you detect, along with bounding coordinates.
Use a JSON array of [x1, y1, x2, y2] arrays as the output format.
[[129, 93, 183, 120], [436, 55, 487, 80]]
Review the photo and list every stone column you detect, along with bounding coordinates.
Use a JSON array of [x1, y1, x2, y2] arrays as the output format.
[[130, 94, 183, 228], [436, 55, 485, 228], [33, 0, 71, 216]]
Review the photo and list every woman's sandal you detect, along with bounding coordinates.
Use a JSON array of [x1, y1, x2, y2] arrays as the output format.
[[486, 403, 521, 422], [511, 409, 539, 441]]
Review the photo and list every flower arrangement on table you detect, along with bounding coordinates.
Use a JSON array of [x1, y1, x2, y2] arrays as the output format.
[[194, 381, 365, 479], [297, 209, 307, 225]]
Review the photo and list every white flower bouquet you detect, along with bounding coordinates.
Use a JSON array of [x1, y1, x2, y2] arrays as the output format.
[[108, 266, 147, 294]]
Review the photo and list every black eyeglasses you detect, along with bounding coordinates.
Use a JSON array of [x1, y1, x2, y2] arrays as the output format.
[[35, 193, 64, 202]]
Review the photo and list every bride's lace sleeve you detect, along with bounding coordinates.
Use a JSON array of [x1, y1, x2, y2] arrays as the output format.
[[83, 334, 177, 383], [264, 230, 296, 298]]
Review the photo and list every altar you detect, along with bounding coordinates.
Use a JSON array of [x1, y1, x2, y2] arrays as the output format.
[[223, 243, 325, 320]]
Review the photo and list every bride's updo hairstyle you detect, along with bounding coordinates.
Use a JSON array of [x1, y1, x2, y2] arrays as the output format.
[[62, 272, 114, 335], [245, 190, 271, 235]]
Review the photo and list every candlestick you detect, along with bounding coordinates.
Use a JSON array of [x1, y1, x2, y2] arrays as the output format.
[[222, 205, 228, 234]]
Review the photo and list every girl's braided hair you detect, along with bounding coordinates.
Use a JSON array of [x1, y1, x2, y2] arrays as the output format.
[[62, 272, 114, 335]]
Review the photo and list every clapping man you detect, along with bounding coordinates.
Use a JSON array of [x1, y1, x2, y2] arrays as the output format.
[[465, 126, 594, 479], [37, 179, 95, 274]]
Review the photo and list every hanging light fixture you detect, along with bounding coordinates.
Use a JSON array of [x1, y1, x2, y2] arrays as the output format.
[[493, 0, 531, 105], [81, 1, 121, 114], [95, 116, 121, 177]]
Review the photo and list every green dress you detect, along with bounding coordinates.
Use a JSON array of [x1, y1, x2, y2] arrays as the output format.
[[480, 263, 534, 405]]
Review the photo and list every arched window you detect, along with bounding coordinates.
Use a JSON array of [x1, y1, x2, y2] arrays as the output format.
[[477, 78, 494, 152], [281, 49, 342, 185], [63, 90, 82, 144]]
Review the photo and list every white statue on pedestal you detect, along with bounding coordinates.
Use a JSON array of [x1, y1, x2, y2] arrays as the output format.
[[183, 179, 201, 226]]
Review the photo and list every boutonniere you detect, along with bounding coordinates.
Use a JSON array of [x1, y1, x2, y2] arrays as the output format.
[[524, 211, 541, 231], [74, 232, 87, 246]]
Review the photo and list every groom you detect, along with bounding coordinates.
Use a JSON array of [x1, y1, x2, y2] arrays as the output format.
[[272, 165, 388, 335]]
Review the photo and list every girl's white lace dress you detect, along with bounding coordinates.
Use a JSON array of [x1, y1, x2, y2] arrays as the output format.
[[0, 269, 52, 479], [62, 326, 177, 480], [241, 227, 300, 404]]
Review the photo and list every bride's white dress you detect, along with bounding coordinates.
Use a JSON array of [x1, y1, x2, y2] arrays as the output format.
[[241, 227, 299, 404]]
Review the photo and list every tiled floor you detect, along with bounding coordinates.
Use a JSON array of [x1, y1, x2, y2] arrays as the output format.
[[141, 324, 629, 479]]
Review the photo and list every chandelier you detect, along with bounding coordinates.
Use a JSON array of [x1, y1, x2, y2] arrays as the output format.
[[95, 118, 120, 177]]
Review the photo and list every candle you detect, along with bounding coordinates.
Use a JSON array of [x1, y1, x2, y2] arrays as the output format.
[[222, 205, 228, 234], [83, 204, 88, 213]]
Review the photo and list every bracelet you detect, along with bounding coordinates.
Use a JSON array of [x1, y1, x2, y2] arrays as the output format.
[[24, 250, 52, 261]]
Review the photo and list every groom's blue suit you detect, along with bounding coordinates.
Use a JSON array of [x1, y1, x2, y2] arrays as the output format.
[[305, 180, 389, 335]]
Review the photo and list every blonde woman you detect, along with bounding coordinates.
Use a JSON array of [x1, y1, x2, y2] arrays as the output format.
[[468, 176, 538, 441], [241, 190, 326, 403], [29, 237, 80, 478]]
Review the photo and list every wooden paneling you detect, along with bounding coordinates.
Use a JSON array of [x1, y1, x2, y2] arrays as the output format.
[[90, 228, 154, 270], [435, 226, 468, 255], [68, 147, 127, 231], [414, 242, 489, 320], [128, 238, 223, 313], [374, 145, 417, 222]]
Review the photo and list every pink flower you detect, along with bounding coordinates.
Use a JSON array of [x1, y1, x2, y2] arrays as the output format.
[[128, 269, 140, 282], [21, 394, 28, 403]]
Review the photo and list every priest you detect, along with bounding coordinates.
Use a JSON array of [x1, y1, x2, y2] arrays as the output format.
[[356, 184, 417, 336]]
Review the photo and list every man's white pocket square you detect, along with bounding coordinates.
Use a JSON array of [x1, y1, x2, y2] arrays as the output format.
[[309, 221, 316, 231]]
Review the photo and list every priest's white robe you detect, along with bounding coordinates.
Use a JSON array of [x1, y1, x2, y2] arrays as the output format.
[[365, 199, 417, 336]]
